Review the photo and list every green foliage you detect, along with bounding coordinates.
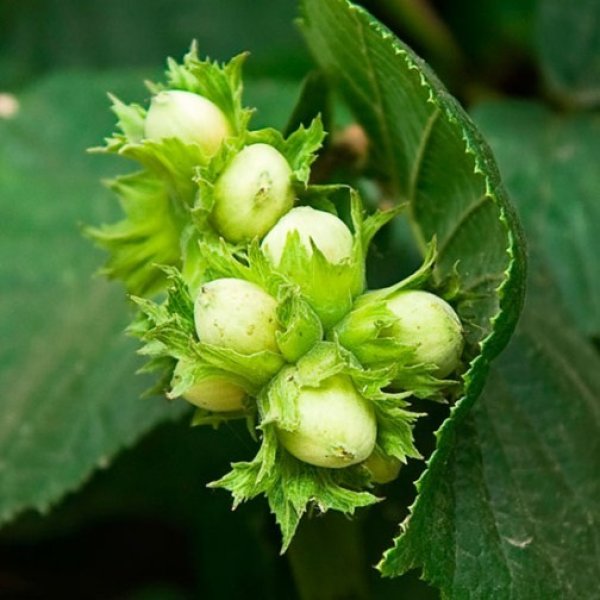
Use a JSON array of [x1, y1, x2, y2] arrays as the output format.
[[379, 280, 600, 599], [130, 200, 429, 548], [300, 0, 526, 359], [246, 117, 326, 185], [0, 65, 302, 532], [0, 72, 187, 526], [210, 340, 422, 551], [473, 101, 600, 338], [89, 49, 253, 295], [131, 1, 523, 548], [211, 430, 379, 553], [1, 0, 598, 596], [86, 170, 182, 297]]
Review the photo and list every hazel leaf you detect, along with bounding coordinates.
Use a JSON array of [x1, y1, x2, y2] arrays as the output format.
[[300, 0, 527, 578]]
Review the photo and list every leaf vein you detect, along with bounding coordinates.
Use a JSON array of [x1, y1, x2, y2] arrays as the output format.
[[437, 193, 492, 259], [409, 107, 441, 204]]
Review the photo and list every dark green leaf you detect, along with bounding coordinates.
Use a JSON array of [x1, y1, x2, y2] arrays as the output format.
[[336, 67, 600, 594], [379, 282, 600, 599], [0, 71, 188, 525], [301, 0, 526, 360], [473, 101, 600, 338], [0, 66, 299, 527], [300, 0, 528, 588]]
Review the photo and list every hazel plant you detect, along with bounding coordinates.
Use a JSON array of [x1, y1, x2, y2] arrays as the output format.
[[90, 45, 466, 550]]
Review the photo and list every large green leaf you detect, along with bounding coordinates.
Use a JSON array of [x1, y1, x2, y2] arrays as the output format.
[[301, 0, 525, 361], [0, 71, 189, 525], [473, 101, 600, 339], [364, 92, 600, 594], [536, 0, 600, 108], [379, 278, 600, 598], [0, 68, 301, 526], [300, 0, 526, 579]]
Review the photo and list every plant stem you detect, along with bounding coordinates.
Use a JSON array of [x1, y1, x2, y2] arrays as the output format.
[[288, 513, 371, 600]]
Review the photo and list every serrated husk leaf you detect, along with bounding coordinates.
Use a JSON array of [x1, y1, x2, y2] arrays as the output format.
[[211, 339, 422, 548], [87, 171, 183, 296], [246, 116, 326, 185], [275, 289, 324, 362], [210, 428, 379, 553]]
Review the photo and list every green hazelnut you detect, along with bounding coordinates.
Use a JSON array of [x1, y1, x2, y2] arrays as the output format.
[[261, 206, 354, 266], [144, 90, 231, 155], [277, 375, 377, 468], [194, 278, 279, 355], [363, 452, 401, 484], [211, 144, 294, 243], [385, 289, 463, 378], [182, 377, 246, 412]]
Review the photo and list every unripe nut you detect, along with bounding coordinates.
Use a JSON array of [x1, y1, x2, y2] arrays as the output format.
[[194, 278, 280, 355], [144, 90, 231, 156], [363, 452, 401, 484], [262, 206, 354, 266], [277, 375, 377, 468], [182, 377, 246, 412], [385, 289, 463, 378], [211, 144, 294, 243]]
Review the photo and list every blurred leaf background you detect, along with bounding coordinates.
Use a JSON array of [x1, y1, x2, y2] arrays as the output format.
[[1, 0, 598, 598]]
